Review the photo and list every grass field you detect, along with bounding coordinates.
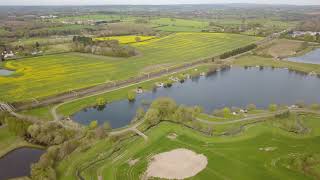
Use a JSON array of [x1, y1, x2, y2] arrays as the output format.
[[0, 33, 260, 102], [94, 35, 156, 44], [55, 113, 320, 180], [150, 18, 209, 32]]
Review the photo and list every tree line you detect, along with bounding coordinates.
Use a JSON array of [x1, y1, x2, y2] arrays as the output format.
[[220, 44, 257, 59], [72, 36, 137, 57]]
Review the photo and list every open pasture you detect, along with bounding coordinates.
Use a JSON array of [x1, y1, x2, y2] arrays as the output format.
[[150, 18, 209, 32], [0, 33, 260, 102], [56, 114, 320, 180]]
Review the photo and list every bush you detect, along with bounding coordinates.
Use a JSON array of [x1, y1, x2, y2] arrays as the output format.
[[310, 103, 320, 110], [275, 110, 290, 119], [127, 91, 136, 102], [268, 104, 278, 112], [89, 120, 98, 130], [246, 104, 257, 111], [150, 97, 177, 120], [144, 108, 161, 126]]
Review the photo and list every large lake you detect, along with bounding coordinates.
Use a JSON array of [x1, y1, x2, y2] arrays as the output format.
[[287, 48, 320, 64], [0, 147, 44, 180], [73, 67, 320, 129]]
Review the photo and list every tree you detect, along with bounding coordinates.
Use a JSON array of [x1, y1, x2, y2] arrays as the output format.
[[316, 33, 320, 42], [144, 108, 161, 126], [150, 97, 177, 120], [35, 41, 40, 49], [127, 91, 136, 102], [103, 122, 112, 131], [135, 36, 141, 42], [135, 107, 145, 120], [96, 97, 107, 106], [89, 120, 98, 130], [222, 107, 231, 117], [268, 104, 278, 112], [246, 104, 256, 111]]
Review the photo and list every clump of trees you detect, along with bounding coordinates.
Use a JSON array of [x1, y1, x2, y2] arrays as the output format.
[[72, 36, 137, 57], [31, 139, 80, 180], [220, 44, 257, 59], [27, 122, 77, 146], [141, 97, 211, 134]]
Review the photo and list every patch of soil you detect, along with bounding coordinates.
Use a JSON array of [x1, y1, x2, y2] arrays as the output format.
[[167, 133, 178, 140], [146, 148, 208, 179], [128, 158, 139, 166]]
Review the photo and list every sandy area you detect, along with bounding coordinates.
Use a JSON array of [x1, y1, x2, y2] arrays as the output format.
[[167, 133, 178, 140], [146, 148, 208, 179]]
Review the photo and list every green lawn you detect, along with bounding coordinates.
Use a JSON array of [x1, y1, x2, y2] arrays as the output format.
[[0, 32, 260, 102], [56, 114, 320, 180]]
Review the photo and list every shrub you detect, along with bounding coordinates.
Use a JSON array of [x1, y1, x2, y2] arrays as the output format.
[[310, 103, 320, 110], [268, 104, 278, 112], [127, 91, 136, 102], [89, 120, 98, 130], [246, 104, 257, 111], [150, 97, 177, 120]]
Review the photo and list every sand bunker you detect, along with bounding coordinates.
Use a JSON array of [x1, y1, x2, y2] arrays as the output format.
[[146, 148, 208, 179]]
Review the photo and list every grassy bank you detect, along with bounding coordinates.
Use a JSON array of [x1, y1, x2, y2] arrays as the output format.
[[233, 55, 320, 74], [0, 126, 41, 158], [56, 113, 320, 180]]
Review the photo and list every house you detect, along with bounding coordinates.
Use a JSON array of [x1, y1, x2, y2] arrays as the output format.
[[1, 51, 15, 59]]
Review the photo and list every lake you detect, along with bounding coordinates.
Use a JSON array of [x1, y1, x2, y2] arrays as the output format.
[[287, 48, 320, 65], [0, 147, 45, 180], [72, 67, 320, 129]]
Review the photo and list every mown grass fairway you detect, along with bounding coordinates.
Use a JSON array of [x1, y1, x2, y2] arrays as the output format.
[[56, 114, 320, 180], [0, 33, 260, 102]]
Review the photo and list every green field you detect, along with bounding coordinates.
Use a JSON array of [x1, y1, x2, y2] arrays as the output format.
[[56, 113, 320, 180], [150, 18, 209, 32], [0, 33, 260, 102]]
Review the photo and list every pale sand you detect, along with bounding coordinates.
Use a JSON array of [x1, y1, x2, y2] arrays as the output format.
[[146, 148, 208, 179]]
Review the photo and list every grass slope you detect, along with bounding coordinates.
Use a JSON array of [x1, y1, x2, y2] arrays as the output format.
[[0, 33, 260, 102], [56, 114, 320, 180]]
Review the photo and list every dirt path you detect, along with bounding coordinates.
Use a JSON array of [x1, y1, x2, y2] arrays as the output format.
[[109, 119, 148, 141]]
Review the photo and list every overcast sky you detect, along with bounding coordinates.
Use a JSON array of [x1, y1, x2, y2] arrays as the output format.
[[0, 0, 319, 6]]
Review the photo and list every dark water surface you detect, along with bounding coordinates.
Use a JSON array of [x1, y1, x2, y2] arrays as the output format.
[[73, 67, 320, 129], [0, 147, 44, 180], [287, 48, 320, 64], [0, 69, 14, 76]]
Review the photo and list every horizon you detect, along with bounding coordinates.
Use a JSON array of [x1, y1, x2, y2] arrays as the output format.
[[0, 1, 320, 6]]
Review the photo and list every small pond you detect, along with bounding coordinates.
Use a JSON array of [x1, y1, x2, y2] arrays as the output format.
[[0, 69, 14, 76], [0, 147, 45, 180], [72, 67, 320, 129], [287, 48, 320, 64]]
